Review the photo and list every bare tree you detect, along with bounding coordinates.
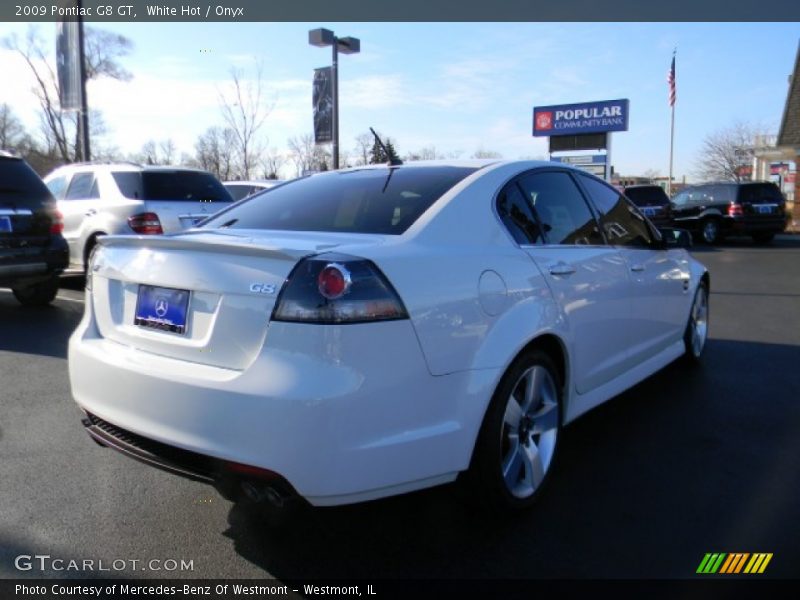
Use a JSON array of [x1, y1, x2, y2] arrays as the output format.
[[260, 148, 286, 179], [135, 138, 178, 165], [353, 132, 372, 166], [405, 145, 442, 161], [643, 169, 661, 182], [218, 63, 273, 180], [0, 104, 28, 150], [193, 126, 237, 181], [159, 139, 177, 165], [287, 134, 317, 177], [472, 148, 503, 159], [1, 26, 133, 163], [695, 121, 763, 182]]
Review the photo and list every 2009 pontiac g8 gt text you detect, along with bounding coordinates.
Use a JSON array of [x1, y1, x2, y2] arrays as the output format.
[[69, 161, 709, 510]]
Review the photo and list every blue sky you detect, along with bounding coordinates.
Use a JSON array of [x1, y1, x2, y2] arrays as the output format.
[[1, 21, 798, 179]]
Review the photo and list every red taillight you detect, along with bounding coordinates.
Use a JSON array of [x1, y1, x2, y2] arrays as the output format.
[[128, 212, 163, 234], [317, 263, 350, 299], [728, 203, 744, 217], [49, 209, 64, 235], [273, 254, 408, 324]]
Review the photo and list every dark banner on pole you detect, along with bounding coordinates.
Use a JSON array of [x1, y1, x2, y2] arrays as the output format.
[[313, 66, 333, 145], [56, 20, 81, 111]]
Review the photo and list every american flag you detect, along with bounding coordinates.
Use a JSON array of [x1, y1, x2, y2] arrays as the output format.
[[667, 54, 676, 107]]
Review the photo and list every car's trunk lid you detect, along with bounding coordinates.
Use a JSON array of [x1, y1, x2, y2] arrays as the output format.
[[90, 229, 384, 370]]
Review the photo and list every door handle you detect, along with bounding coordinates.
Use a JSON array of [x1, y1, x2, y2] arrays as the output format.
[[548, 263, 576, 276], [630, 264, 645, 273], [85, 208, 97, 216]]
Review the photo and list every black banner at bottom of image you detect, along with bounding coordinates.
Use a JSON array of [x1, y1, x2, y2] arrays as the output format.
[[3, 579, 800, 600]]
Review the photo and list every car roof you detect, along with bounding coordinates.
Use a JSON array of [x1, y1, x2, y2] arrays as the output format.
[[45, 162, 213, 177]]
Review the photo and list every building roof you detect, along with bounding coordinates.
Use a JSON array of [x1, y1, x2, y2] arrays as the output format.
[[777, 40, 800, 148]]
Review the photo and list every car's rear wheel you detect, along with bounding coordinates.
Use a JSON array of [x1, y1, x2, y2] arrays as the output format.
[[683, 281, 709, 362], [467, 349, 562, 510], [12, 276, 60, 307], [701, 218, 721, 244], [752, 232, 774, 245]]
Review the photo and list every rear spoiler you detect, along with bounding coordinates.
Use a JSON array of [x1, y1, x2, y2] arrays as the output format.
[[96, 232, 312, 262]]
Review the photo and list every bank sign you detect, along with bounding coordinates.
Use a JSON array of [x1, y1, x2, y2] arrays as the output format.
[[533, 99, 629, 137]]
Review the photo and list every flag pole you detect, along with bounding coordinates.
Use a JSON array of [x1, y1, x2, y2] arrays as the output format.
[[668, 49, 676, 196]]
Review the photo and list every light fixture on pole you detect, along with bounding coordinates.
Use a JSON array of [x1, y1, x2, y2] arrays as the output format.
[[309, 28, 360, 170]]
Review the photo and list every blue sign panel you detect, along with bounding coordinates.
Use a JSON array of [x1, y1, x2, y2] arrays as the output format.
[[533, 99, 629, 137]]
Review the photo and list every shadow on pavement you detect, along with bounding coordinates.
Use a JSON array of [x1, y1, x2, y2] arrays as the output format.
[[222, 338, 800, 580]]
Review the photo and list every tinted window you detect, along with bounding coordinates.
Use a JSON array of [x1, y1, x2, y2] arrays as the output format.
[[671, 190, 690, 206], [496, 182, 542, 245], [517, 171, 604, 245], [624, 186, 669, 207], [738, 183, 783, 204], [706, 184, 736, 204], [203, 166, 477, 235], [112, 171, 232, 202], [64, 172, 98, 200], [0, 158, 54, 209], [579, 174, 654, 247]]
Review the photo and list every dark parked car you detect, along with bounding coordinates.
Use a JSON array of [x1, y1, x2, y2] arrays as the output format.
[[623, 184, 672, 228], [0, 152, 69, 306], [671, 181, 789, 244]]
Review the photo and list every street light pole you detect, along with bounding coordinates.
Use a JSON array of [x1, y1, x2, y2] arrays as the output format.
[[309, 28, 360, 170], [331, 37, 339, 170]]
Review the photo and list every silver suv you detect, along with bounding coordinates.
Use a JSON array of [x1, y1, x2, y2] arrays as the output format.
[[44, 162, 233, 270]]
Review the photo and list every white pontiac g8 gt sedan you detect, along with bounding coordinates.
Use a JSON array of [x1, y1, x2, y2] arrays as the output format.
[[68, 160, 709, 510]]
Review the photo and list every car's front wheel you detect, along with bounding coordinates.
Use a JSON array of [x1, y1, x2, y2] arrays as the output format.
[[701, 218, 721, 244], [12, 276, 60, 307], [683, 281, 709, 362], [468, 349, 562, 510]]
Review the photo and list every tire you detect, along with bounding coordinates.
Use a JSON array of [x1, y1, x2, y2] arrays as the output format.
[[12, 276, 59, 307], [752, 233, 774, 245], [683, 281, 709, 363], [701, 218, 721, 244], [467, 349, 562, 511]]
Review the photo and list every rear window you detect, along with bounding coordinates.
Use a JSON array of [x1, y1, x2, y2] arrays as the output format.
[[738, 183, 783, 204], [112, 171, 232, 202], [623, 186, 669, 207], [0, 158, 55, 209], [202, 166, 478, 235]]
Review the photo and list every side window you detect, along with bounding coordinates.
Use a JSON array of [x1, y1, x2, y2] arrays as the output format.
[[672, 191, 689, 206], [64, 173, 97, 200], [518, 171, 604, 246], [496, 182, 543, 245], [46, 175, 68, 200], [578, 174, 654, 248]]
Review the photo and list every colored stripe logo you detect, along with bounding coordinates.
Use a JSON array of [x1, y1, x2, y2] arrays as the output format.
[[697, 553, 773, 574]]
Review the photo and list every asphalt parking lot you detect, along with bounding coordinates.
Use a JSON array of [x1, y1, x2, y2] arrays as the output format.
[[1, 236, 799, 581]]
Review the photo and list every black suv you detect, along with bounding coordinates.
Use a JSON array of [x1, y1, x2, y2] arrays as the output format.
[[671, 181, 789, 244], [622, 184, 673, 228], [0, 153, 69, 306]]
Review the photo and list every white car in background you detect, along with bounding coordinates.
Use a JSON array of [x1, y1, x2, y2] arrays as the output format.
[[44, 163, 234, 270], [69, 160, 709, 511], [223, 179, 287, 201]]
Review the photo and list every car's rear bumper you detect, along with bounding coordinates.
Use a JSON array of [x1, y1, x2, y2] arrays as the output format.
[[0, 237, 69, 287], [729, 217, 788, 234], [69, 295, 492, 506]]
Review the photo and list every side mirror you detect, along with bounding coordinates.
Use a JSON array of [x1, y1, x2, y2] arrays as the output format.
[[658, 227, 692, 249]]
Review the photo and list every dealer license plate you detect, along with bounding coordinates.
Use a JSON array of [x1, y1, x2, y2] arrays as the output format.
[[134, 285, 190, 334]]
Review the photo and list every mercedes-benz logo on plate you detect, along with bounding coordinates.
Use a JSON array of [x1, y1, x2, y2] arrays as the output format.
[[155, 297, 169, 318]]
